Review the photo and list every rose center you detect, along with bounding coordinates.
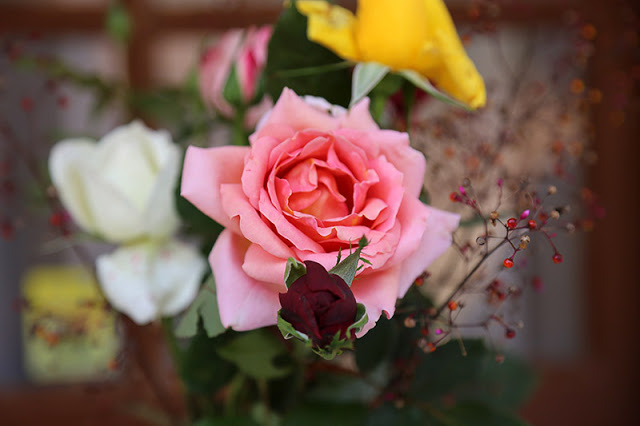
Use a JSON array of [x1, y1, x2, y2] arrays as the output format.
[[310, 291, 338, 315]]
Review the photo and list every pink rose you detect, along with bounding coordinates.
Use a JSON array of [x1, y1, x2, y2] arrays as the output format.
[[181, 88, 459, 333], [199, 26, 273, 128]]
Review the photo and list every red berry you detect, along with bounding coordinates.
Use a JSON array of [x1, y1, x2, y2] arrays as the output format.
[[531, 276, 544, 292], [57, 96, 69, 108], [552, 253, 563, 264], [1, 220, 14, 240], [505, 329, 516, 339], [449, 192, 461, 202], [528, 219, 537, 229], [49, 212, 63, 227], [503, 258, 514, 268], [448, 301, 458, 311], [20, 97, 34, 112], [507, 218, 517, 229]]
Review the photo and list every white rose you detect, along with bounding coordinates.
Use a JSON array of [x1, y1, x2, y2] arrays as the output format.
[[49, 120, 180, 243], [96, 240, 207, 324]]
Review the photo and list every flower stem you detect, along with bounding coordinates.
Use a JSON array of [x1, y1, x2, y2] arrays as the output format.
[[161, 317, 182, 365], [370, 94, 387, 125], [431, 239, 508, 319], [232, 109, 248, 146], [274, 61, 353, 78]]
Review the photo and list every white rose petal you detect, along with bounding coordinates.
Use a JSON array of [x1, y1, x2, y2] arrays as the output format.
[[49, 120, 181, 244], [96, 240, 207, 325], [303, 95, 347, 117]]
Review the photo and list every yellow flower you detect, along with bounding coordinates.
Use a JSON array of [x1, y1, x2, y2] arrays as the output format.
[[297, 0, 486, 109]]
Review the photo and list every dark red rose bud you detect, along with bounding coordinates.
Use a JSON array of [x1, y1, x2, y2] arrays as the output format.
[[279, 260, 357, 347]]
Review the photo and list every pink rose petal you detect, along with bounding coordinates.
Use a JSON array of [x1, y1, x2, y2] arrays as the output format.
[[211, 230, 281, 330], [220, 184, 293, 259], [181, 146, 247, 232], [351, 267, 402, 335], [396, 206, 460, 298]]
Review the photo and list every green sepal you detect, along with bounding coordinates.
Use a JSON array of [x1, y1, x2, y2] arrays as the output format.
[[175, 275, 225, 339], [328, 236, 369, 286], [284, 257, 306, 289], [312, 303, 368, 360], [277, 303, 368, 361], [277, 310, 311, 343], [350, 62, 390, 107], [223, 65, 245, 109], [399, 69, 472, 111]]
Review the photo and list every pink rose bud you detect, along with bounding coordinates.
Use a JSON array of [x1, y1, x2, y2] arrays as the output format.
[[199, 26, 273, 128], [279, 261, 357, 348]]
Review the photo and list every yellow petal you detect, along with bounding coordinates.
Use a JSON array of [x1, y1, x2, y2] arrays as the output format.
[[297, 1, 359, 61], [355, 0, 430, 70], [415, 0, 486, 108]]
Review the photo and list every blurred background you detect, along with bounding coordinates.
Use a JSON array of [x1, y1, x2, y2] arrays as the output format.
[[0, 0, 638, 425]]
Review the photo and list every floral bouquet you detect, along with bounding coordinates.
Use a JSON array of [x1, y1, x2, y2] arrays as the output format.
[[7, 0, 604, 425]]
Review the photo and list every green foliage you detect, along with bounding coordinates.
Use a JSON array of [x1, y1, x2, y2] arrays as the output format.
[[217, 330, 292, 380], [179, 325, 236, 395], [282, 402, 368, 426], [366, 404, 424, 426], [284, 257, 306, 289], [264, 2, 352, 107], [15, 56, 120, 116], [176, 276, 225, 339], [351, 62, 390, 107], [411, 339, 537, 411], [192, 416, 259, 426], [437, 402, 529, 426], [105, 1, 131, 44], [304, 371, 381, 405], [354, 316, 397, 374], [400, 69, 471, 111]]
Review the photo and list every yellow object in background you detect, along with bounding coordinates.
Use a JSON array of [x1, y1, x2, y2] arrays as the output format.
[[22, 266, 120, 383]]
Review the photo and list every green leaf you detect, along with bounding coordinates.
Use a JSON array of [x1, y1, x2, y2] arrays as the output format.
[[354, 315, 396, 374], [439, 402, 529, 426], [284, 257, 306, 289], [265, 3, 352, 107], [306, 367, 382, 404], [176, 276, 225, 339], [366, 404, 424, 426], [283, 402, 368, 426], [328, 237, 368, 286], [350, 62, 390, 107], [399, 69, 471, 111], [223, 66, 245, 108], [411, 339, 537, 410], [216, 330, 292, 380], [192, 416, 259, 426], [105, 1, 131, 44], [128, 88, 187, 123], [179, 325, 236, 395]]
